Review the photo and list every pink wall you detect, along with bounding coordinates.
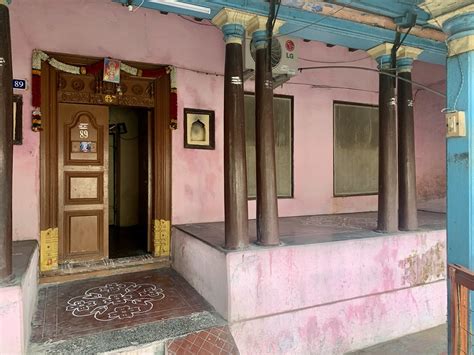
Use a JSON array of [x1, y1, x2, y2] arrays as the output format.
[[230, 281, 446, 354], [9, 0, 446, 240], [413, 61, 447, 201]]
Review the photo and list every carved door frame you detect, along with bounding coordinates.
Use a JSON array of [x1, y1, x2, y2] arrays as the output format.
[[39, 52, 172, 270]]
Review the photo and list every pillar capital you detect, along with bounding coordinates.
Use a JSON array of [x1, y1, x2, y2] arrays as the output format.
[[420, 1, 474, 29], [247, 15, 285, 36], [418, 1, 474, 57], [396, 46, 423, 73], [212, 8, 254, 44], [367, 43, 393, 69], [442, 12, 474, 57], [248, 16, 285, 49]]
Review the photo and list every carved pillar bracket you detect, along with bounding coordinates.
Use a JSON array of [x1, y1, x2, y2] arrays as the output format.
[[212, 9, 253, 249], [368, 43, 398, 233], [396, 46, 422, 231]]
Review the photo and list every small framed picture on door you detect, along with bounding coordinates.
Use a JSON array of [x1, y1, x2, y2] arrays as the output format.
[[184, 108, 215, 150]]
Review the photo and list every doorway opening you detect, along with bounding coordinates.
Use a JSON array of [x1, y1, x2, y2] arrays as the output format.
[[108, 107, 151, 259]]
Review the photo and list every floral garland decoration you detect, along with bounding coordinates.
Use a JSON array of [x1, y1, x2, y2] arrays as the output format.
[[31, 49, 177, 131]]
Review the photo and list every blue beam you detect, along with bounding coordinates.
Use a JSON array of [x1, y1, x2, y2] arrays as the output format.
[[111, 0, 447, 65], [332, 0, 431, 24]]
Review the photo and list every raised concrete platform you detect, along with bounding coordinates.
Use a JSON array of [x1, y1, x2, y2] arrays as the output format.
[[173, 211, 447, 354], [0, 241, 39, 354]]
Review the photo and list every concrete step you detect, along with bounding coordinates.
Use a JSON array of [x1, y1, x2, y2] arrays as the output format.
[[28, 310, 238, 354]]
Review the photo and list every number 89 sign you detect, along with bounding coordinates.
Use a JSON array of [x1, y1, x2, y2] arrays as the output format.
[[12, 79, 27, 90]]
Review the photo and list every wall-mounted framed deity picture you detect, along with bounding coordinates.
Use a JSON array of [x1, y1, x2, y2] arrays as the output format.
[[184, 108, 215, 150], [13, 94, 23, 145]]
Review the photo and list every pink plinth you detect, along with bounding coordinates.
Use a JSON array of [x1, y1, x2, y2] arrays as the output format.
[[0, 242, 39, 354], [172, 228, 447, 354]]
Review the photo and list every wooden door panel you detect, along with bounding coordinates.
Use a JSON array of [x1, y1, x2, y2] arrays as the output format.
[[65, 211, 104, 257], [65, 172, 103, 204], [58, 103, 108, 262], [65, 112, 103, 164]]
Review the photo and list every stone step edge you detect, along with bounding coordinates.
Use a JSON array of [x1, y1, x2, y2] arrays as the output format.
[[28, 310, 226, 354]]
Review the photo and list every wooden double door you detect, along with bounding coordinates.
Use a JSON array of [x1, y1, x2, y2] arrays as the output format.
[[40, 54, 172, 266]]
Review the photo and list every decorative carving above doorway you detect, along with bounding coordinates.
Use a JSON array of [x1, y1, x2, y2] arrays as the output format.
[[58, 72, 156, 108], [31, 50, 178, 132]]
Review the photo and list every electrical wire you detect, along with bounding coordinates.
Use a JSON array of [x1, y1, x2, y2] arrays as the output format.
[[299, 65, 446, 97], [299, 55, 372, 64], [174, 65, 223, 77], [286, 82, 378, 93], [174, 63, 444, 98], [272, 0, 282, 30], [132, 0, 145, 12], [178, 14, 213, 26], [413, 79, 445, 102], [275, 1, 353, 38]]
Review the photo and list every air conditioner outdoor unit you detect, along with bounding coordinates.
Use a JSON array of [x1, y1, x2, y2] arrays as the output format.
[[244, 36, 298, 84]]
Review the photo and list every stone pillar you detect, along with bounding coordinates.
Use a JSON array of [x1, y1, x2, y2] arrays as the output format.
[[397, 46, 422, 231], [0, 3, 12, 280], [368, 43, 398, 233], [247, 17, 284, 246], [212, 9, 253, 249]]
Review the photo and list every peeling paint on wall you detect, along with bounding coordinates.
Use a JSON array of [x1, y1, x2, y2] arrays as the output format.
[[399, 241, 446, 286]]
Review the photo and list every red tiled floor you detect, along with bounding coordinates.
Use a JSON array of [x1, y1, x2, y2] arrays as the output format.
[[167, 326, 239, 355], [31, 268, 211, 343]]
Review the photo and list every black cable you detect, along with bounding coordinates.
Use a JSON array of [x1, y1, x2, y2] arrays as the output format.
[[272, 0, 282, 30], [391, 31, 402, 73], [299, 65, 446, 97], [287, 82, 378, 93], [178, 14, 213, 26], [299, 55, 372, 64], [266, 0, 277, 70], [399, 26, 413, 47]]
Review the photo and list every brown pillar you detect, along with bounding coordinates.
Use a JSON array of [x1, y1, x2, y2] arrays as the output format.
[[397, 47, 421, 231], [253, 29, 279, 246], [378, 67, 398, 232], [0, 4, 13, 280], [213, 9, 254, 249], [368, 44, 398, 233]]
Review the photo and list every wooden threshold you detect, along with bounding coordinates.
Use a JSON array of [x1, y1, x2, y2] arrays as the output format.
[[40, 255, 170, 285]]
